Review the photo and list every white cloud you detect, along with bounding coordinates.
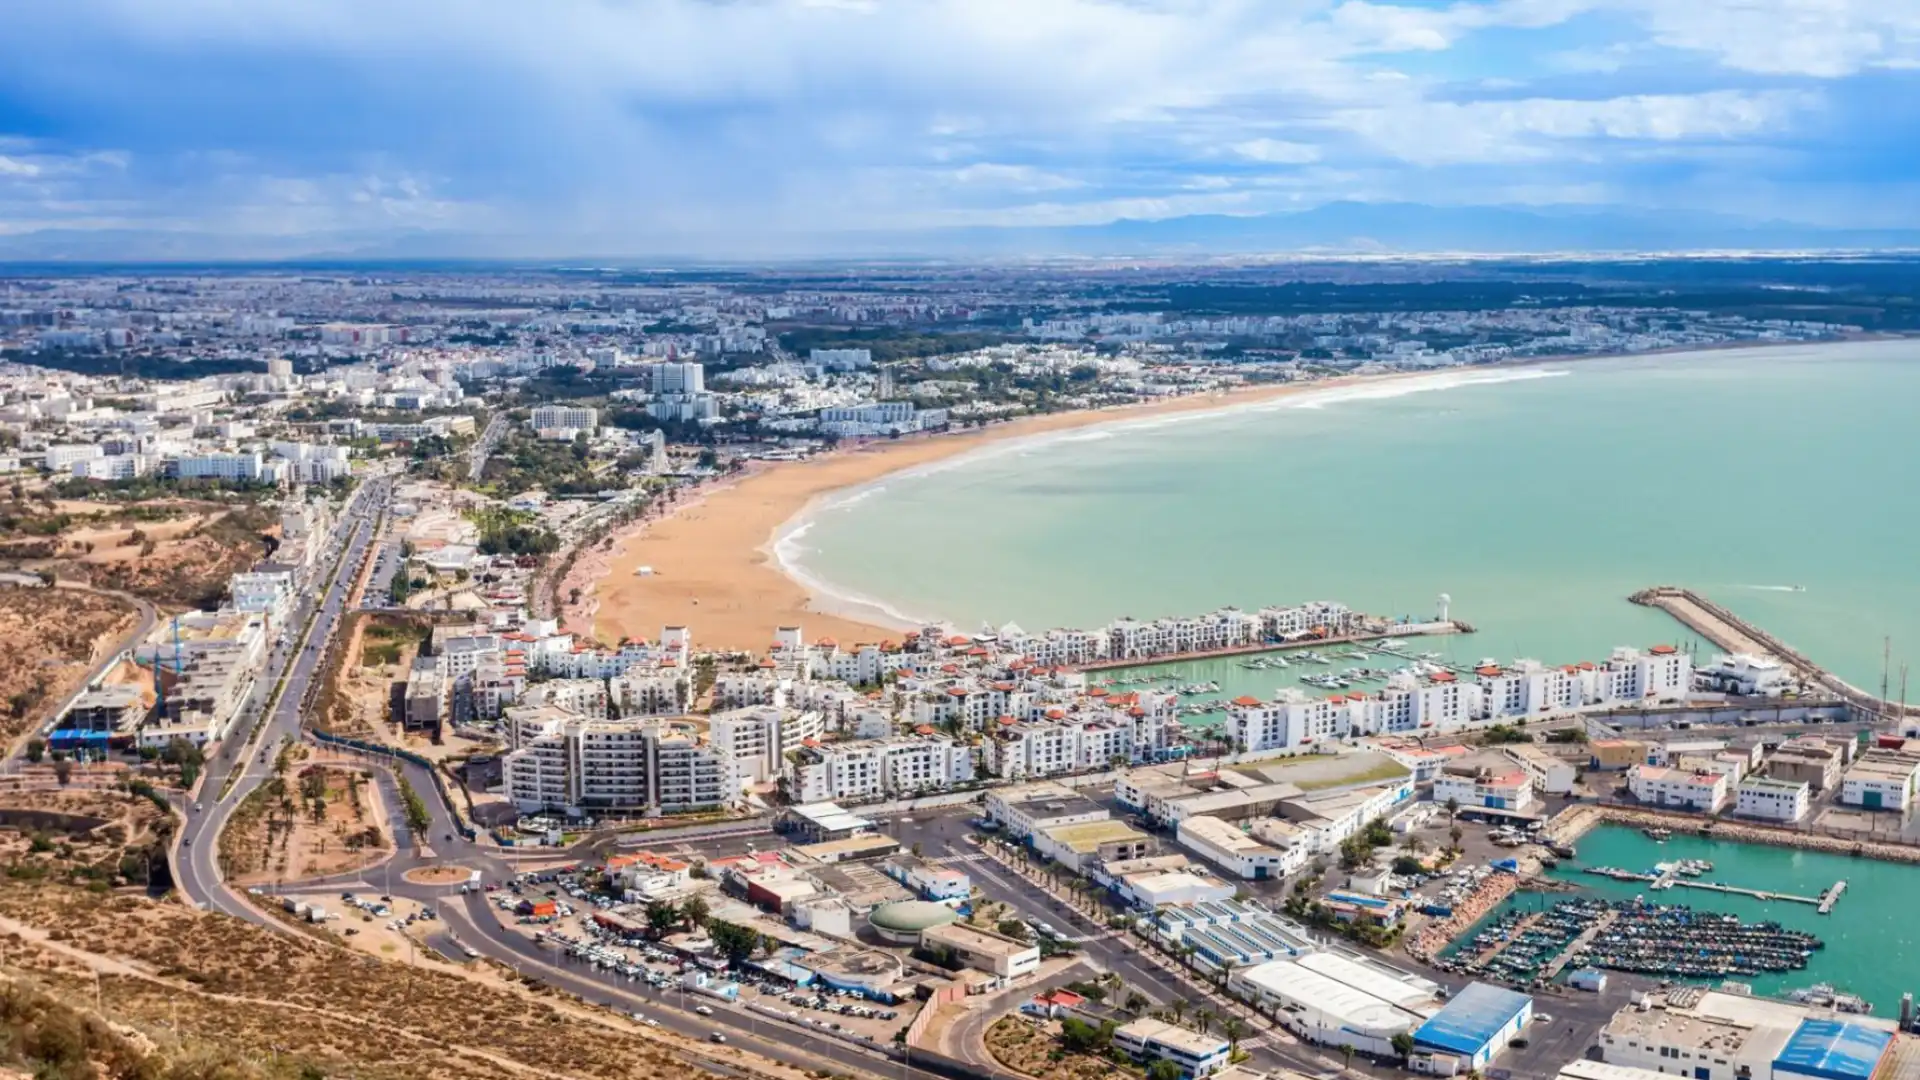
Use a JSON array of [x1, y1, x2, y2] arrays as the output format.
[[1624, 0, 1920, 77], [1232, 139, 1323, 164], [1342, 90, 1814, 165], [949, 164, 1085, 191]]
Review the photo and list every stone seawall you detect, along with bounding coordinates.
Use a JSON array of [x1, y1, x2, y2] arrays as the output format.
[[1545, 802, 1920, 865]]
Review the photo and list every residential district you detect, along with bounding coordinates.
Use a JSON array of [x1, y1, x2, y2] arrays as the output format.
[[2, 264, 1919, 1080]]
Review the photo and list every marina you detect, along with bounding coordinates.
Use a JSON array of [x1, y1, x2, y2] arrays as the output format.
[[1441, 897, 1826, 989], [1521, 824, 1920, 1012]]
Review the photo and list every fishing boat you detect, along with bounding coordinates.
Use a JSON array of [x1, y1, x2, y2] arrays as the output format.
[[1787, 984, 1872, 1014], [1643, 827, 1673, 842]]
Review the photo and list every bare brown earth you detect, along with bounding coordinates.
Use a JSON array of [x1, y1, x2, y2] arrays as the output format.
[[0, 877, 815, 1080], [0, 585, 137, 747], [221, 757, 390, 884]]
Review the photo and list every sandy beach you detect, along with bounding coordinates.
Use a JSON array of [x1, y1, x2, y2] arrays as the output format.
[[585, 369, 1455, 652]]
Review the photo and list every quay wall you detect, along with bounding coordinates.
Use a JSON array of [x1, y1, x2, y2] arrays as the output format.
[[1631, 586, 1918, 719], [1545, 801, 1920, 865]]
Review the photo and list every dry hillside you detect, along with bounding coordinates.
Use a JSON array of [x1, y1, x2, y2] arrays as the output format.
[[0, 585, 137, 746]]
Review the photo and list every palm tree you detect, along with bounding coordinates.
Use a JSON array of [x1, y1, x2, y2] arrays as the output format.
[[1340, 1043, 1356, 1074], [1216, 957, 1240, 995], [1192, 1007, 1213, 1035], [1169, 998, 1190, 1026], [1125, 991, 1150, 1015], [1220, 1016, 1245, 1055]]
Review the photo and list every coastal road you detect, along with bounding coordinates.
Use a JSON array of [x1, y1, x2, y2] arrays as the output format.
[[174, 477, 390, 920]]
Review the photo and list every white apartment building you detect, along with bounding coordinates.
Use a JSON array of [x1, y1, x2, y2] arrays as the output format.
[[1002, 627, 1108, 667], [500, 708, 738, 815], [712, 672, 788, 710], [227, 570, 295, 625], [73, 453, 153, 480], [791, 736, 974, 803], [1734, 776, 1810, 822], [643, 362, 706, 396], [172, 452, 263, 482], [1628, 765, 1730, 813], [1355, 672, 1483, 735], [985, 718, 1135, 779], [45, 443, 104, 472], [529, 405, 598, 435], [1176, 814, 1303, 881], [521, 677, 608, 718], [609, 668, 693, 717], [708, 706, 825, 788], [1229, 689, 1354, 754], [1596, 645, 1693, 703], [1259, 601, 1356, 639]]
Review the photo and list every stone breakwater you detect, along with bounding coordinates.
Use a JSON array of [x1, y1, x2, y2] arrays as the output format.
[[1546, 803, 1920, 865], [1409, 870, 1522, 963]]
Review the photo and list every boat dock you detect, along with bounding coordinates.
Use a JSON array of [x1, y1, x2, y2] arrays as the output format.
[[1631, 585, 1917, 718], [1581, 866, 1848, 911]]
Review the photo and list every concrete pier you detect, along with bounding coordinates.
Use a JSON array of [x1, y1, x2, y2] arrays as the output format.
[[1631, 585, 1917, 718], [1579, 865, 1822, 905], [1818, 880, 1847, 914]]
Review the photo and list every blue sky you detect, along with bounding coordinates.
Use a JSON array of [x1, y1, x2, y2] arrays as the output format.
[[2, 0, 1919, 255]]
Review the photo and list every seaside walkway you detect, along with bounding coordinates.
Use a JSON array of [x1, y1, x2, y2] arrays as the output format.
[[1630, 586, 1918, 719]]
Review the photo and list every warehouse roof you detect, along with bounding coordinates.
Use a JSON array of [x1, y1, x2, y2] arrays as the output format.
[[1236, 960, 1423, 1036], [1414, 982, 1532, 1056], [1772, 1019, 1892, 1080]]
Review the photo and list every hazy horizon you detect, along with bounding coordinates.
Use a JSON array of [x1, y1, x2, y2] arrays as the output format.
[[5, 2, 1920, 260]]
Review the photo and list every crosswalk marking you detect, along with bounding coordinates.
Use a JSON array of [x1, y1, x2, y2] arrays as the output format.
[[928, 852, 989, 865]]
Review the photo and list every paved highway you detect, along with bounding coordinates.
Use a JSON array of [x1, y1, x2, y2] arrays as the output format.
[[468, 414, 508, 482], [174, 477, 391, 916]]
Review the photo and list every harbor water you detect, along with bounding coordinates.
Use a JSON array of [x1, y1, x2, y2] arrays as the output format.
[[1503, 824, 1920, 1012], [791, 341, 1920, 695]]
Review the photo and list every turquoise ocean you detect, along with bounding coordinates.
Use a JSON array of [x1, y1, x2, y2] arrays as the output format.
[[780, 340, 1920, 700]]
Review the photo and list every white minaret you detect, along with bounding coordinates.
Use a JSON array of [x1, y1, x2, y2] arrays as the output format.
[[1437, 592, 1451, 624]]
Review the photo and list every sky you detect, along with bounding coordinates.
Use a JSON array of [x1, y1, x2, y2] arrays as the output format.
[[2, 0, 1919, 256]]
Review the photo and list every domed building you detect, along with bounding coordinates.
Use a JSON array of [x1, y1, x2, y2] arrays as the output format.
[[867, 900, 959, 945]]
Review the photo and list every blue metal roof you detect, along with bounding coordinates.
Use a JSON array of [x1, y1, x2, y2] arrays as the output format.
[[1773, 1019, 1892, 1080], [1413, 982, 1532, 1056]]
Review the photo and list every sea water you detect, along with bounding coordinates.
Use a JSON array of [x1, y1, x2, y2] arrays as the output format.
[[789, 341, 1920, 695]]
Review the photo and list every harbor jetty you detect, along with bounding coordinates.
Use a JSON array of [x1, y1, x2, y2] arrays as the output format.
[[1580, 864, 1847, 911], [1630, 585, 1917, 718]]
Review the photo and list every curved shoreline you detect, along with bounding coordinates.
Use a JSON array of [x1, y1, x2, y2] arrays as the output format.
[[588, 336, 1904, 653], [589, 364, 1554, 650]]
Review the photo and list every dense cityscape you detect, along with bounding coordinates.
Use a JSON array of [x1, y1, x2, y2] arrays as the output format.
[[0, 255, 1919, 1080]]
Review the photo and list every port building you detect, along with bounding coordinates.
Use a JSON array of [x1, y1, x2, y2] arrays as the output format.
[[1229, 951, 1449, 1059], [1112, 1018, 1232, 1079], [1410, 981, 1533, 1073], [1595, 988, 1899, 1080], [1734, 776, 1812, 823], [1839, 751, 1920, 812]]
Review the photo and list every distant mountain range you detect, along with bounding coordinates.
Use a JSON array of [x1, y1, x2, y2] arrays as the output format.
[[4, 202, 1920, 263]]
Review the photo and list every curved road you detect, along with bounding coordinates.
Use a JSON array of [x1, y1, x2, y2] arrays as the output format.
[[175, 477, 390, 917]]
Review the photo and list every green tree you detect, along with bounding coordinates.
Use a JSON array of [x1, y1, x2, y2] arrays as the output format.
[[1340, 1042, 1356, 1073], [706, 920, 762, 967], [1147, 1062, 1183, 1080], [1391, 1031, 1416, 1060], [644, 900, 681, 937], [680, 894, 711, 930], [52, 758, 73, 786], [1059, 1017, 1116, 1054], [24, 737, 45, 764]]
